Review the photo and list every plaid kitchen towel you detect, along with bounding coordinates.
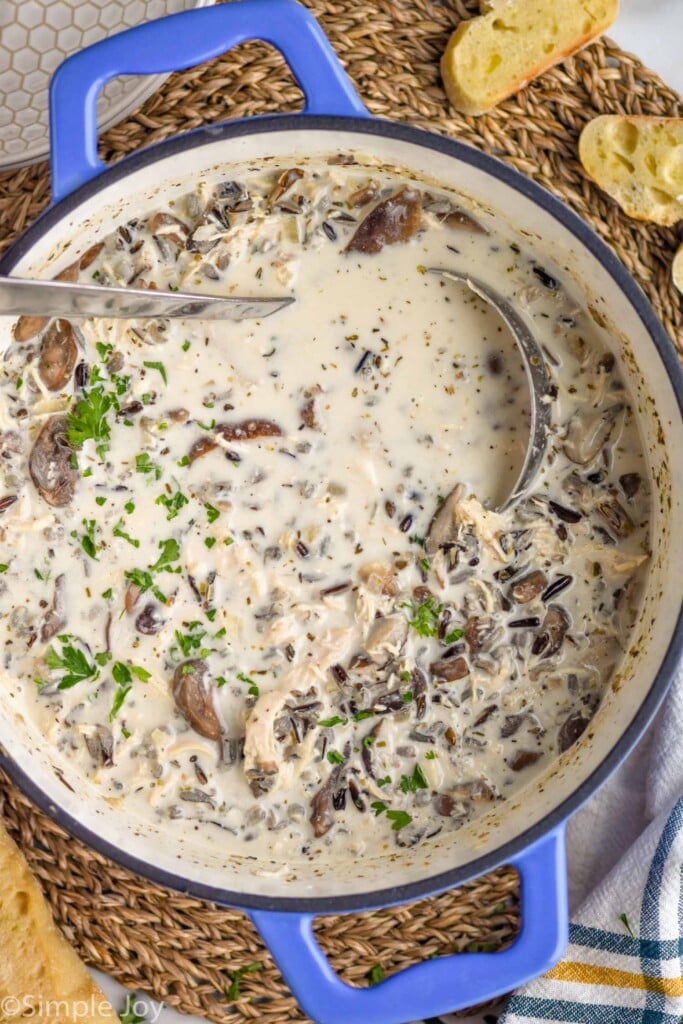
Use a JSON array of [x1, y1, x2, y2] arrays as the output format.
[[500, 665, 683, 1024]]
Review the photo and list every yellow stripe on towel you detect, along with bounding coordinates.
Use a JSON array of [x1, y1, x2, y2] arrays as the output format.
[[546, 962, 683, 996]]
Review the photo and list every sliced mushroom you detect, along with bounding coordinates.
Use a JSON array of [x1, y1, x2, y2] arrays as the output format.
[[29, 416, 78, 507], [147, 211, 189, 249], [361, 720, 383, 778], [78, 242, 104, 270], [85, 725, 114, 767], [38, 319, 78, 391], [345, 188, 422, 255], [430, 654, 469, 682], [13, 314, 49, 343], [172, 659, 221, 741], [442, 209, 486, 233], [41, 574, 66, 642], [268, 167, 304, 206], [411, 668, 428, 720], [619, 472, 642, 500], [363, 614, 408, 665], [563, 404, 623, 465], [310, 764, 344, 837], [449, 779, 496, 802], [464, 615, 495, 654], [557, 709, 591, 752], [425, 484, 465, 554], [532, 604, 571, 659], [510, 570, 547, 604], [189, 436, 218, 464], [135, 603, 166, 635], [348, 181, 380, 207], [596, 497, 633, 537], [358, 561, 398, 596], [188, 419, 283, 463], [125, 581, 141, 614], [508, 749, 543, 771]]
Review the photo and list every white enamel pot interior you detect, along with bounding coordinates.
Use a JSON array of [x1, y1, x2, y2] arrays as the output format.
[[1, 118, 682, 912]]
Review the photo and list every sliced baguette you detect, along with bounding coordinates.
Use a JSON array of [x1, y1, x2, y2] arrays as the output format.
[[0, 823, 118, 1024], [441, 0, 618, 116], [579, 115, 683, 226]]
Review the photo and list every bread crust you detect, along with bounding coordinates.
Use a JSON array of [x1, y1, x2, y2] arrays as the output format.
[[0, 825, 118, 1024], [580, 115, 683, 226], [441, 0, 619, 116]]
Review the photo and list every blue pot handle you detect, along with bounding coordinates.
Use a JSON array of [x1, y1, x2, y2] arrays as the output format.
[[249, 826, 567, 1024], [49, 0, 368, 203]]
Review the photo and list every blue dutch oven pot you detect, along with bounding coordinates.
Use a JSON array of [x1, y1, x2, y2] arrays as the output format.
[[1, 3, 682, 1023]]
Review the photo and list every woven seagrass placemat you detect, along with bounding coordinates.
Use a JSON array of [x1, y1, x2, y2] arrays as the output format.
[[0, 1, 682, 1020]]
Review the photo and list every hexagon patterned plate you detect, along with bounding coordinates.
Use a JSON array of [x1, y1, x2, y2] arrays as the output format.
[[1, 0, 213, 171]]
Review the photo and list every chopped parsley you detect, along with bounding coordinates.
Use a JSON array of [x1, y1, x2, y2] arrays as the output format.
[[237, 671, 259, 696], [367, 964, 385, 987], [352, 708, 374, 722], [44, 637, 99, 690], [173, 621, 209, 659], [377, 775, 391, 787], [155, 489, 189, 521], [135, 452, 162, 480], [226, 962, 262, 1003], [67, 386, 113, 459], [109, 683, 131, 721], [204, 536, 217, 549], [444, 628, 465, 644], [0, 564, 8, 574], [318, 715, 348, 728], [370, 800, 413, 831], [326, 750, 345, 765], [71, 518, 99, 559], [399, 764, 429, 794], [143, 360, 168, 385], [113, 519, 140, 548], [425, 750, 437, 760], [95, 496, 107, 507], [123, 568, 167, 605], [205, 503, 220, 523], [400, 595, 442, 637], [150, 537, 181, 573], [386, 809, 413, 831]]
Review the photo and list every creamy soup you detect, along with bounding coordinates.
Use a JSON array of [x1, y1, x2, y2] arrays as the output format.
[[0, 159, 650, 859]]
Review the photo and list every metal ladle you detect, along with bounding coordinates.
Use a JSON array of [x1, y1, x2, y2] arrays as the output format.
[[428, 268, 553, 510], [0, 275, 294, 321]]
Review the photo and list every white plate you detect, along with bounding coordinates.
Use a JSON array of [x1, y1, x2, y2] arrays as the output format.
[[0, 0, 213, 171]]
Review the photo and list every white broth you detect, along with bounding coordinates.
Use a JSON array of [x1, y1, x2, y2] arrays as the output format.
[[0, 158, 650, 860]]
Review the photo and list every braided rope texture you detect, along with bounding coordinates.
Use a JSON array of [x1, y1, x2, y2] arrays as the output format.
[[0, 0, 681, 1019]]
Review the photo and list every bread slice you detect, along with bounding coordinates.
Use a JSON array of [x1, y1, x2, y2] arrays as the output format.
[[579, 115, 683, 226], [0, 823, 118, 1024], [441, 0, 619, 116]]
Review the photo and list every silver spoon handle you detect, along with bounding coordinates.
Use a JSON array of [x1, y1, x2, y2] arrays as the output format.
[[0, 276, 294, 321], [428, 268, 553, 509]]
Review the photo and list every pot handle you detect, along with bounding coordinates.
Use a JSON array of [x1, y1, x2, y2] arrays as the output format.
[[249, 826, 567, 1024], [49, 0, 368, 203]]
